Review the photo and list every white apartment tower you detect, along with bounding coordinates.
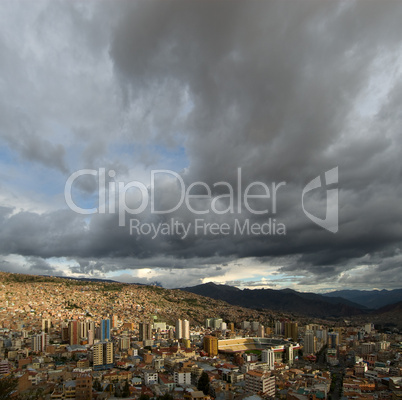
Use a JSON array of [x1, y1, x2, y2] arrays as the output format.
[[261, 348, 275, 370], [304, 330, 316, 354], [175, 319, 183, 339], [182, 319, 190, 339]]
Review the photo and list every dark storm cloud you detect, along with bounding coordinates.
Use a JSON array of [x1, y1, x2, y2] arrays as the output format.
[[1, 0, 402, 289], [94, 0, 402, 285], [337, 253, 402, 289], [110, 0, 402, 179]]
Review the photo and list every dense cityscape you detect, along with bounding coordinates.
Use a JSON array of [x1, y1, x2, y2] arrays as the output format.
[[0, 273, 401, 399]]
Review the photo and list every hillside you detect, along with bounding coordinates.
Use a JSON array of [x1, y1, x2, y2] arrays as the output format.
[[0, 272, 271, 327], [350, 301, 402, 330]]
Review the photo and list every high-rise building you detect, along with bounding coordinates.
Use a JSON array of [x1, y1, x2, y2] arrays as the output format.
[[86, 321, 95, 334], [251, 322, 259, 332], [213, 318, 223, 329], [328, 332, 339, 349], [88, 330, 94, 346], [205, 318, 214, 328], [62, 326, 69, 343], [100, 319, 111, 341], [175, 319, 183, 339], [111, 315, 119, 328], [182, 319, 190, 340], [176, 318, 191, 339], [286, 344, 294, 365], [119, 336, 130, 350], [139, 322, 152, 341], [203, 335, 218, 357], [261, 348, 275, 370], [304, 330, 316, 354], [68, 320, 79, 345], [205, 318, 223, 330], [334, 327, 342, 343], [376, 341, 390, 351], [361, 342, 375, 354], [316, 329, 327, 345], [241, 321, 251, 330], [31, 332, 48, 352], [93, 341, 113, 370], [41, 319, 51, 333], [79, 321, 87, 340], [228, 323, 235, 332], [274, 321, 283, 336], [285, 322, 298, 342], [306, 324, 321, 332], [258, 325, 265, 338]]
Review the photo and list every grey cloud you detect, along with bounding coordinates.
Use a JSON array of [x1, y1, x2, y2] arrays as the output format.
[[26, 257, 58, 274], [224, 280, 277, 289], [1, 1, 402, 289], [0, 255, 63, 276], [12, 128, 68, 174]]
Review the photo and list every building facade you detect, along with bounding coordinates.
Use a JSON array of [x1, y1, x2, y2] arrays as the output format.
[[245, 371, 275, 396]]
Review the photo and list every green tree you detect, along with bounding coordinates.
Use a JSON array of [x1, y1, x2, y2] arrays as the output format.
[[197, 372, 210, 395], [139, 394, 150, 400]]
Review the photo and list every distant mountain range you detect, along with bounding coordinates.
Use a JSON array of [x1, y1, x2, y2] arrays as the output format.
[[46, 276, 402, 316], [323, 289, 402, 309], [180, 282, 367, 318]]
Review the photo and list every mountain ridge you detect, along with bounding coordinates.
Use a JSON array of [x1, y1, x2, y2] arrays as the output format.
[[323, 289, 402, 309], [179, 282, 368, 318]]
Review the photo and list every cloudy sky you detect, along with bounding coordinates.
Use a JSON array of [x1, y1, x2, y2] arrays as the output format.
[[1, 0, 402, 292]]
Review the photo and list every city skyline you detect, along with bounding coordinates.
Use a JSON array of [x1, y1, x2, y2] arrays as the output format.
[[0, 270, 400, 398]]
